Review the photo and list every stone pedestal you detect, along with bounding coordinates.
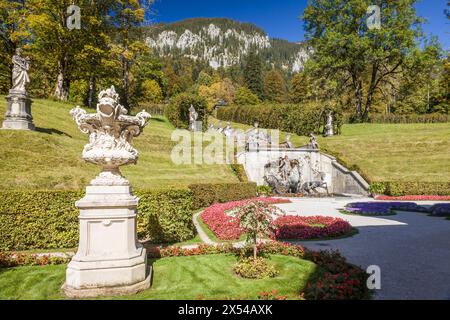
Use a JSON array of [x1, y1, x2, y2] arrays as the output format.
[[62, 185, 151, 298], [2, 90, 35, 130]]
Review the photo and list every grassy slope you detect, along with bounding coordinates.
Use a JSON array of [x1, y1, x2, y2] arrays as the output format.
[[210, 118, 450, 183], [0, 97, 239, 190], [0, 255, 316, 300]]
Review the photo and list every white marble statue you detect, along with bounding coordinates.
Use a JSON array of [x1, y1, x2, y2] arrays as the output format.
[[309, 133, 319, 149], [223, 121, 234, 137], [11, 48, 30, 93], [325, 111, 334, 137], [188, 105, 198, 131]]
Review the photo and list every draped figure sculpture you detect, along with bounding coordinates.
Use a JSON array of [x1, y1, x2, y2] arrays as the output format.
[[11, 48, 30, 93], [2, 48, 35, 130]]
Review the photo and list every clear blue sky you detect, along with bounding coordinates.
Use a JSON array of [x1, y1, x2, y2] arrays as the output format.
[[149, 0, 449, 49]]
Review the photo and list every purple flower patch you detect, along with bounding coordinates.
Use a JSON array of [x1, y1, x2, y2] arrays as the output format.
[[342, 202, 423, 216], [430, 203, 450, 217]]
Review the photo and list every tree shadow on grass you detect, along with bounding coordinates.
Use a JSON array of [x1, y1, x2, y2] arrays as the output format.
[[35, 127, 72, 138], [150, 117, 165, 123]]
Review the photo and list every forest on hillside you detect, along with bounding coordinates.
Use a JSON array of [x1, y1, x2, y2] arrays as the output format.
[[0, 0, 448, 123]]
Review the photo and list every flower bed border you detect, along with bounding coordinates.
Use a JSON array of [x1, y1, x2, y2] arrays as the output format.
[[375, 195, 450, 201], [274, 216, 355, 240]]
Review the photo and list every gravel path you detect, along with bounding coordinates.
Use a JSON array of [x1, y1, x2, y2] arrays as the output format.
[[275, 197, 450, 300]]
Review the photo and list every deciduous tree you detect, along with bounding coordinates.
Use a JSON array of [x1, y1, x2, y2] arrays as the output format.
[[303, 0, 423, 121]]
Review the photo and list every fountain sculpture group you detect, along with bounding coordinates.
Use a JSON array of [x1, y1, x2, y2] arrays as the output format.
[[63, 86, 152, 298]]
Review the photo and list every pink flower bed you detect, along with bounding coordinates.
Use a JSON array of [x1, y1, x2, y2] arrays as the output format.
[[274, 216, 353, 240], [200, 197, 291, 240], [375, 195, 450, 201]]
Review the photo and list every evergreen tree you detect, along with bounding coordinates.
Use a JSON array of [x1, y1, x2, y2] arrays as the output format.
[[264, 69, 287, 102], [196, 71, 212, 86], [244, 50, 264, 100]]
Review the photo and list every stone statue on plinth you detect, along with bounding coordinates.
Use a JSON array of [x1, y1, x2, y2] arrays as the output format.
[[63, 86, 152, 298], [280, 134, 294, 149], [188, 105, 199, 131], [308, 133, 319, 150], [324, 111, 334, 137], [2, 48, 35, 130]]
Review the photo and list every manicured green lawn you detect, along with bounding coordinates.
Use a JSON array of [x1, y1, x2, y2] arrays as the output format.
[[0, 255, 316, 300], [210, 118, 450, 183], [0, 97, 239, 190]]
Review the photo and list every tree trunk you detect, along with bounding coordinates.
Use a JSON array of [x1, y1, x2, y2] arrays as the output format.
[[87, 76, 96, 108], [122, 56, 129, 108], [253, 235, 258, 260], [54, 57, 70, 101], [362, 64, 379, 121], [352, 74, 363, 119]]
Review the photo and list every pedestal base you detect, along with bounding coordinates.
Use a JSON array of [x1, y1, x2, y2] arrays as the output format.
[[62, 266, 152, 299], [2, 91, 35, 131], [63, 185, 150, 298], [2, 118, 35, 130]]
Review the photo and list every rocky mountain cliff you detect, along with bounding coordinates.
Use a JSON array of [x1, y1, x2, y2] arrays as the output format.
[[144, 18, 309, 73]]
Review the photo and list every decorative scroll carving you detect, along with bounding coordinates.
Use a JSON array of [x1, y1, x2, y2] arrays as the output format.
[[70, 86, 151, 186]]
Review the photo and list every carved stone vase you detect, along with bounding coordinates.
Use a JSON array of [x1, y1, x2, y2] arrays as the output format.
[[62, 86, 152, 298]]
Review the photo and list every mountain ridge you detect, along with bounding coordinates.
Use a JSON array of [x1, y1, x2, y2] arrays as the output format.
[[143, 18, 309, 73]]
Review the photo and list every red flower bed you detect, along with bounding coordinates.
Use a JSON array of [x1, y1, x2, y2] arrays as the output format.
[[147, 241, 305, 259], [274, 216, 353, 240], [200, 197, 291, 240], [375, 195, 450, 201]]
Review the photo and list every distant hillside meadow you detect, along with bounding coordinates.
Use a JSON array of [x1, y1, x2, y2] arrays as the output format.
[[1, 97, 449, 191], [0, 97, 239, 190]]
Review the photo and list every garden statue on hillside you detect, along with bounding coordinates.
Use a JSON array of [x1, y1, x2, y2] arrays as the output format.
[[188, 105, 198, 131], [2, 48, 35, 130], [217, 121, 224, 133], [279, 134, 294, 149], [324, 111, 334, 137], [64, 85, 152, 298], [223, 121, 234, 137], [11, 48, 30, 92], [308, 133, 319, 149]]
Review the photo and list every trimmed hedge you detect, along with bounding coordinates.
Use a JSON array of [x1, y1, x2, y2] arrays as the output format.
[[217, 103, 343, 136], [0, 191, 82, 251], [0, 189, 195, 251], [165, 93, 208, 130], [369, 181, 450, 196], [136, 189, 194, 243], [0, 183, 259, 250], [383, 182, 450, 197], [189, 182, 257, 210], [345, 113, 450, 124]]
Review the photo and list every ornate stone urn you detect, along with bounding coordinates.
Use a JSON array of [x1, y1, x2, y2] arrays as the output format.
[[63, 86, 152, 298]]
